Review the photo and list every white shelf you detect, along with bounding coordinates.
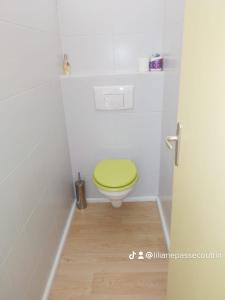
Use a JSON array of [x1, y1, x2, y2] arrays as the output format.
[[60, 71, 164, 79]]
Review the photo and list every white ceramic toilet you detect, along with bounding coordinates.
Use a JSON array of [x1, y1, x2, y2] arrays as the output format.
[[93, 159, 138, 208]]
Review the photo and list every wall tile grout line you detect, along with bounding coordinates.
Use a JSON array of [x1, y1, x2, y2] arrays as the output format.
[[0, 173, 47, 268], [0, 141, 41, 187], [0, 78, 59, 103], [0, 18, 53, 33]]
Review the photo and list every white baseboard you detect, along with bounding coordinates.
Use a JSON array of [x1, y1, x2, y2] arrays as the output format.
[[156, 197, 170, 250], [42, 201, 76, 300], [87, 196, 157, 203]]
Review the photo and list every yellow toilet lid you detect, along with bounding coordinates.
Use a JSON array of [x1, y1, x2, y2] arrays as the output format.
[[93, 159, 138, 188]]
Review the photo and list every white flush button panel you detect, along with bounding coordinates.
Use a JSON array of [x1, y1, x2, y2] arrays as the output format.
[[94, 86, 134, 110]]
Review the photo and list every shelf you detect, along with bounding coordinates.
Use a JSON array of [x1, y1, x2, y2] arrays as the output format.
[[60, 71, 164, 79]]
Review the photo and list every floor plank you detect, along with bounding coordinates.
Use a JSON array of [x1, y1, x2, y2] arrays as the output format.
[[49, 202, 168, 299]]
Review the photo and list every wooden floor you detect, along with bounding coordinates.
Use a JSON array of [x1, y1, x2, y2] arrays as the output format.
[[49, 202, 168, 300]]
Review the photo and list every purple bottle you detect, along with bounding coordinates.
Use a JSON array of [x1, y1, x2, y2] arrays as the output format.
[[150, 54, 163, 71]]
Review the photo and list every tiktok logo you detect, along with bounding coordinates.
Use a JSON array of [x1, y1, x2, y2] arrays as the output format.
[[129, 251, 137, 260]]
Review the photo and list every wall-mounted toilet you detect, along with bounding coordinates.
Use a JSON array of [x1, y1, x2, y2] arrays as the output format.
[[93, 159, 138, 208]]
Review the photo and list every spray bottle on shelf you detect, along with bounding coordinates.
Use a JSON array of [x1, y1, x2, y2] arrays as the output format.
[[63, 54, 71, 75]]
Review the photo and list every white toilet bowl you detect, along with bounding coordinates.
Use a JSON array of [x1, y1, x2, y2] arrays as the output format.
[[96, 187, 133, 208]]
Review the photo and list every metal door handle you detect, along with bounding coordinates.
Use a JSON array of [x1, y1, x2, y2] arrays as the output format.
[[165, 136, 178, 150], [165, 123, 183, 166]]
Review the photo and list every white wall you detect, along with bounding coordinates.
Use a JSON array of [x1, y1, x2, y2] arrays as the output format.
[[0, 1, 73, 299], [59, 0, 165, 199], [59, 0, 164, 74], [158, 0, 185, 241], [62, 73, 163, 198]]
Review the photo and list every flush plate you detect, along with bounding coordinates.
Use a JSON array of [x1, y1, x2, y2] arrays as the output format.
[[94, 86, 134, 110]]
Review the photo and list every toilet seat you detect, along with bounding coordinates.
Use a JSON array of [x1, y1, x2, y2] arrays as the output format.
[[93, 159, 138, 192]]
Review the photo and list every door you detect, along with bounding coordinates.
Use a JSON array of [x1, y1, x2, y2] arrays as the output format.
[[167, 1, 225, 299]]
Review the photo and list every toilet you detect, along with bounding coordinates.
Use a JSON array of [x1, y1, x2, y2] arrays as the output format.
[[93, 159, 138, 208]]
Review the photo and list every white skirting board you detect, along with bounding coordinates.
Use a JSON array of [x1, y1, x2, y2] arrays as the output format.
[[42, 201, 76, 300], [87, 196, 157, 203], [156, 197, 171, 250]]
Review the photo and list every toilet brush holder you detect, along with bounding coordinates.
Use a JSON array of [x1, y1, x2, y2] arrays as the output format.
[[75, 173, 87, 209]]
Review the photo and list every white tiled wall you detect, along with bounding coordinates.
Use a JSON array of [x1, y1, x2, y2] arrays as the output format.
[[0, 1, 73, 299], [59, 0, 165, 200], [59, 0, 164, 74], [159, 0, 185, 241], [62, 73, 164, 198]]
